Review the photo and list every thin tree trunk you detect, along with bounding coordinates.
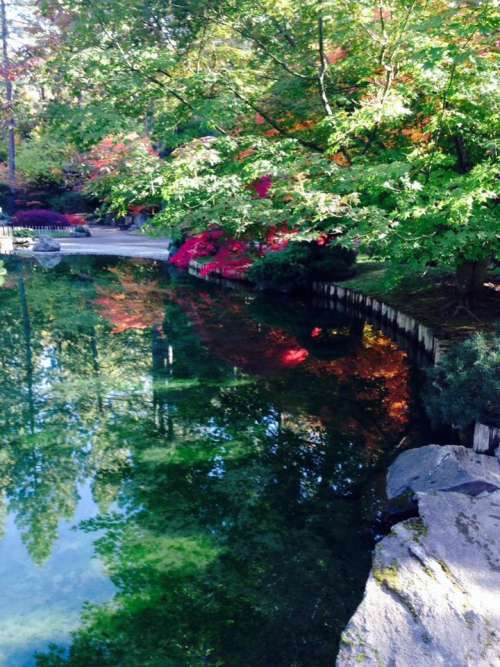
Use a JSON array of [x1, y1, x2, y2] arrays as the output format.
[[317, 15, 333, 116], [0, 0, 15, 202]]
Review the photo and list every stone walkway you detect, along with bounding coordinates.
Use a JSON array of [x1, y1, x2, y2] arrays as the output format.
[[57, 226, 171, 260], [7, 226, 171, 261]]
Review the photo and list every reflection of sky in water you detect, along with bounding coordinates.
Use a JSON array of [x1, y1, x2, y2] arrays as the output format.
[[0, 483, 114, 666]]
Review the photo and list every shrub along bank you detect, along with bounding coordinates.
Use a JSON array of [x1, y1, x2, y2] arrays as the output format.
[[169, 229, 357, 292]]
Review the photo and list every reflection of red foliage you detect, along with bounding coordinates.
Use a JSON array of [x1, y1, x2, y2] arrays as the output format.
[[312, 325, 410, 429], [94, 266, 165, 333], [170, 288, 310, 374], [281, 348, 310, 365], [171, 290, 409, 439]]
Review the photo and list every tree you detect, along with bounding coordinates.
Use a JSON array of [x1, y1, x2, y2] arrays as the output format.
[[12, 1, 500, 299], [0, 0, 16, 197]]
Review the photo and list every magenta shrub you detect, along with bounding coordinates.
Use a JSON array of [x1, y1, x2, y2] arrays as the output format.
[[12, 209, 71, 228]]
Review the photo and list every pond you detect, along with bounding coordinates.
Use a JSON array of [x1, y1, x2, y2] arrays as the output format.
[[0, 256, 427, 666]]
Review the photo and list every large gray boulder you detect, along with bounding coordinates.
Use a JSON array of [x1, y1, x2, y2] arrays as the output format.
[[33, 236, 61, 253], [387, 444, 500, 499], [336, 488, 500, 666]]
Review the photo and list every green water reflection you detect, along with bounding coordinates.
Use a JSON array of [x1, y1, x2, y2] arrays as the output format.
[[0, 257, 420, 666]]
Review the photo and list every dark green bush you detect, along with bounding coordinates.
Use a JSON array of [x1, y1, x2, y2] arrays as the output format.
[[424, 331, 500, 430], [247, 242, 356, 292], [49, 191, 95, 214], [247, 245, 311, 292]]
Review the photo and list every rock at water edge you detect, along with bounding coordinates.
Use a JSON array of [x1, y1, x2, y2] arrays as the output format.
[[387, 444, 500, 499], [336, 489, 500, 667], [33, 236, 61, 253]]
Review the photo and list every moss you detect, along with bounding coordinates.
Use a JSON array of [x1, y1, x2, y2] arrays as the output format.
[[405, 518, 428, 542], [373, 563, 399, 589], [374, 561, 419, 620]]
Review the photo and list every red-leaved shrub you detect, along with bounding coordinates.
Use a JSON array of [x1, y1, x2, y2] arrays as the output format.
[[199, 239, 253, 280], [13, 209, 70, 228], [65, 213, 87, 226], [250, 175, 272, 198], [169, 230, 225, 269]]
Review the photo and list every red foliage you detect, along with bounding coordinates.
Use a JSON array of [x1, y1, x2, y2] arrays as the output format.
[[13, 209, 70, 228], [83, 135, 158, 182], [65, 213, 87, 226], [265, 224, 295, 251], [129, 204, 156, 215], [326, 47, 348, 64], [250, 175, 273, 198], [199, 239, 253, 280], [169, 230, 225, 269]]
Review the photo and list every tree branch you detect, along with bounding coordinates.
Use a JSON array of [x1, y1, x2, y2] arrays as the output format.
[[317, 14, 333, 116]]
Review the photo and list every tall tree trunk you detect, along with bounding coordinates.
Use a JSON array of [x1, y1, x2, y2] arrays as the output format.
[[0, 0, 15, 209], [456, 259, 489, 305]]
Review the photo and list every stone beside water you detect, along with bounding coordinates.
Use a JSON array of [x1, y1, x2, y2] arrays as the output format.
[[33, 236, 61, 253], [336, 445, 500, 667], [387, 444, 500, 498]]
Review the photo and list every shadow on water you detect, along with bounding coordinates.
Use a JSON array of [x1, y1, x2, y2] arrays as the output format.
[[0, 256, 429, 666]]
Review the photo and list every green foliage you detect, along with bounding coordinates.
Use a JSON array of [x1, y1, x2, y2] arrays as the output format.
[[16, 136, 77, 187], [248, 242, 357, 292], [48, 191, 95, 214], [13, 229, 35, 238], [425, 331, 500, 430], [0, 182, 11, 211], [247, 245, 311, 292], [12, 0, 498, 293]]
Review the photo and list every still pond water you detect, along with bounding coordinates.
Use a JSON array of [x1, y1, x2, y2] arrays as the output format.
[[0, 256, 425, 666]]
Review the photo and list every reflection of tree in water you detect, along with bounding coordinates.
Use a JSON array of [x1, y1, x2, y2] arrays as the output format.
[[0, 259, 155, 562], [0, 258, 417, 665]]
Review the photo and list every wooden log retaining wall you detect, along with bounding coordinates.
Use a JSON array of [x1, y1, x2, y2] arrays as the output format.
[[312, 280, 498, 456], [312, 281, 446, 363]]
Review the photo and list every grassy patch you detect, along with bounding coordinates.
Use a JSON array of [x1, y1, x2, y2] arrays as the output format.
[[336, 258, 499, 341]]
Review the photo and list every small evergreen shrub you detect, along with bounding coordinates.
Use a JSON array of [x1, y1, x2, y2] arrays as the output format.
[[13, 228, 35, 238], [13, 209, 70, 228], [247, 242, 357, 292], [247, 244, 311, 291], [424, 331, 500, 430]]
